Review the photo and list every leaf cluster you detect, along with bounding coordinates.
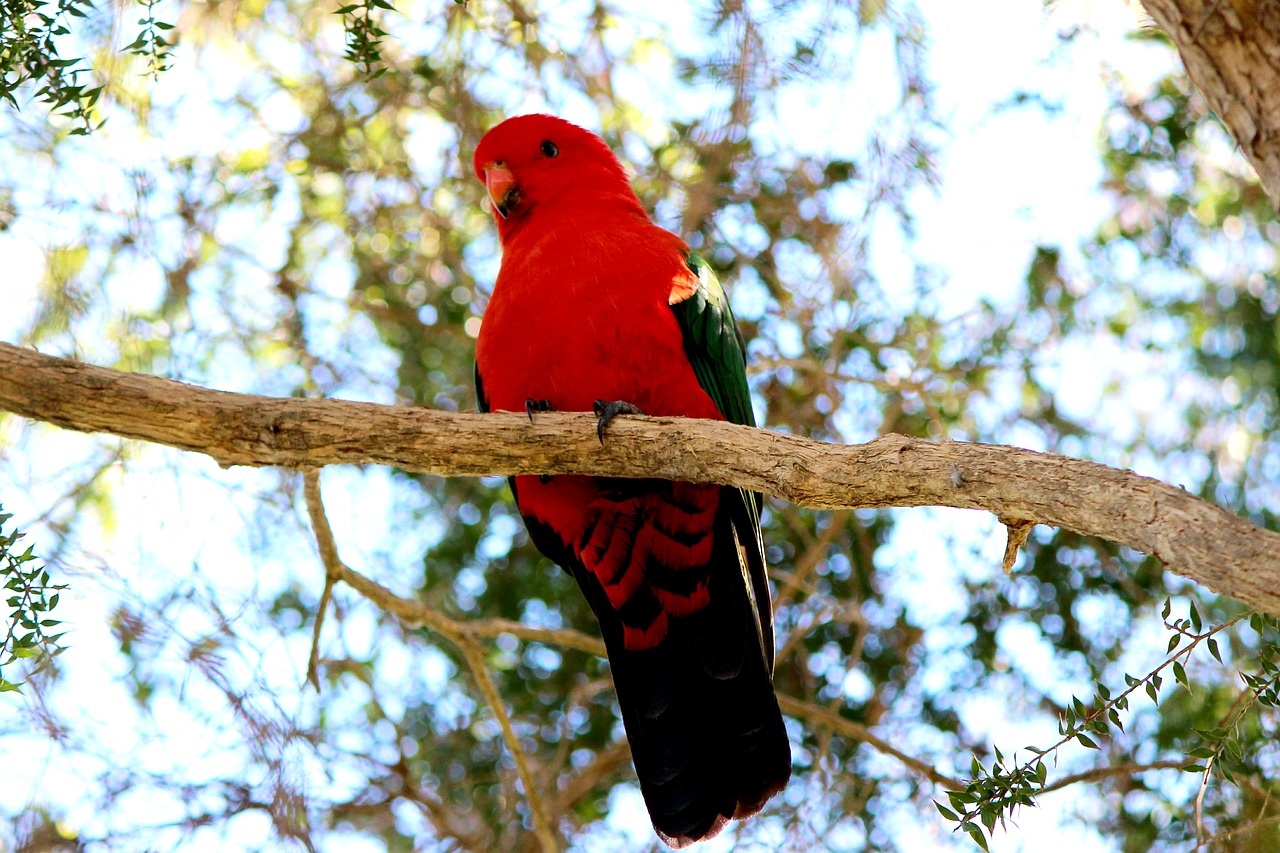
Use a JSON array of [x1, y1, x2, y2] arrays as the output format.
[[0, 0, 102, 133], [0, 505, 67, 693], [121, 0, 176, 79], [938, 601, 1278, 849]]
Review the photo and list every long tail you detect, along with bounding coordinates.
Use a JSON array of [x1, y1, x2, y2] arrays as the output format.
[[583, 495, 791, 847]]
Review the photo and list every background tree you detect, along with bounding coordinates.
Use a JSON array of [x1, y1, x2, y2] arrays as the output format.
[[1, 1, 1278, 851]]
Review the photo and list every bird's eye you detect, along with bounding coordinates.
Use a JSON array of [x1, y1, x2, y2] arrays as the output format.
[[540, 140, 559, 158]]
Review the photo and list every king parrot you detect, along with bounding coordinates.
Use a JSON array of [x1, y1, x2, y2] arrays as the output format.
[[472, 114, 790, 847]]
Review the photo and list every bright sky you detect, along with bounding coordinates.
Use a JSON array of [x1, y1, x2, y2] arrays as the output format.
[[0, 0, 1218, 850]]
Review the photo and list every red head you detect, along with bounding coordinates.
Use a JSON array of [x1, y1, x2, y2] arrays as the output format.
[[472, 114, 646, 243]]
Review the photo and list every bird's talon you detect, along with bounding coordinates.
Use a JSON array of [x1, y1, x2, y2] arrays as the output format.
[[525, 398, 555, 421], [593, 400, 645, 443]]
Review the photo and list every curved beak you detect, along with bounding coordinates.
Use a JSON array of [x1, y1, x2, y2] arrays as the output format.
[[483, 163, 518, 220]]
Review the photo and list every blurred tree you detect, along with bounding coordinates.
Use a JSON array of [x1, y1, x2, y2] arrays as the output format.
[[1, 1, 1279, 852]]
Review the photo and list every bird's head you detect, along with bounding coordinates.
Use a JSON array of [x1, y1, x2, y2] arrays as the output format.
[[473, 114, 640, 242]]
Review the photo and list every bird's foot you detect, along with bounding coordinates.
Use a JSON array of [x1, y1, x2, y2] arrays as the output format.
[[525, 398, 555, 422], [593, 400, 645, 444]]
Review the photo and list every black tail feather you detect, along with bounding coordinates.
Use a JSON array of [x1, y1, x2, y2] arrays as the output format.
[[516, 479, 790, 847], [589, 499, 791, 848]]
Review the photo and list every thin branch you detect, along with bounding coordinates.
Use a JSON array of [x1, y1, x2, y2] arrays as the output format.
[[776, 695, 961, 788], [1037, 760, 1188, 794], [1200, 811, 1280, 848], [455, 635, 558, 853], [3, 343, 1280, 616], [299, 468, 558, 853], [302, 469, 339, 690], [1195, 755, 1213, 850]]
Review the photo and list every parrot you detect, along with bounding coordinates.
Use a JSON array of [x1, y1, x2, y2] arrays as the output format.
[[471, 114, 790, 848]]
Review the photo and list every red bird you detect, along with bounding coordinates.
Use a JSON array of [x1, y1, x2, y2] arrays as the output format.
[[472, 114, 790, 847]]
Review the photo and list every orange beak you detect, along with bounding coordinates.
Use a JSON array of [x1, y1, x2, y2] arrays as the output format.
[[483, 162, 518, 219]]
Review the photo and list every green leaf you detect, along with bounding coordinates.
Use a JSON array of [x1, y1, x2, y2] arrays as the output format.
[[935, 801, 960, 822], [962, 822, 990, 852], [1076, 734, 1100, 750]]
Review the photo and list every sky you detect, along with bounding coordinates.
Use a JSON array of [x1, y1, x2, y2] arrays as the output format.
[[0, 0, 1231, 850]]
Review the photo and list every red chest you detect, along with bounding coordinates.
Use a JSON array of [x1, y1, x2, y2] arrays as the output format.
[[475, 220, 722, 421]]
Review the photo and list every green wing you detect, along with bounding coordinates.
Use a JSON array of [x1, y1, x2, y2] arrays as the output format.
[[670, 252, 775, 670], [671, 253, 757, 431]]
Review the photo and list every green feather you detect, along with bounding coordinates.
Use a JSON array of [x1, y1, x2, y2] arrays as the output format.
[[671, 251, 775, 669]]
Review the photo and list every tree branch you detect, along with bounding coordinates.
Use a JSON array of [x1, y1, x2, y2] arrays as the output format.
[[300, 467, 558, 852], [3, 342, 1280, 615], [1142, 0, 1280, 208], [775, 695, 962, 788]]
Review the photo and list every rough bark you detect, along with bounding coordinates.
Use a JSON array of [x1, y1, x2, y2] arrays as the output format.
[[1142, 0, 1280, 207], [2, 341, 1280, 614]]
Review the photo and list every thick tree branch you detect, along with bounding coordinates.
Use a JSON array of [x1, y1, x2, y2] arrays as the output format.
[[1142, 0, 1280, 207], [3, 342, 1280, 615]]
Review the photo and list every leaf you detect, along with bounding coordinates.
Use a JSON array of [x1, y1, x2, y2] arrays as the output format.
[[935, 801, 960, 822], [1077, 734, 1100, 750], [1108, 708, 1124, 731], [962, 822, 990, 852], [1207, 637, 1222, 663]]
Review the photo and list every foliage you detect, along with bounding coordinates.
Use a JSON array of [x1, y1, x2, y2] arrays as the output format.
[[0, 0, 102, 133], [0, 1, 1278, 851], [0, 505, 66, 693], [123, 0, 176, 79], [938, 603, 1280, 850]]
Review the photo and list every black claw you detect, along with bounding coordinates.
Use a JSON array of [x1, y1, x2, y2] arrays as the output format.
[[593, 399, 645, 443], [525, 398, 555, 421]]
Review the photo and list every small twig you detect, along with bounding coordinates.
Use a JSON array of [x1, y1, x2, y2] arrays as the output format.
[[551, 738, 632, 817], [776, 695, 961, 787], [456, 636, 558, 853], [1195, 755, 1214, 850], [1037, 760, 1187, 794], [1201, 812, 1280, 846]]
